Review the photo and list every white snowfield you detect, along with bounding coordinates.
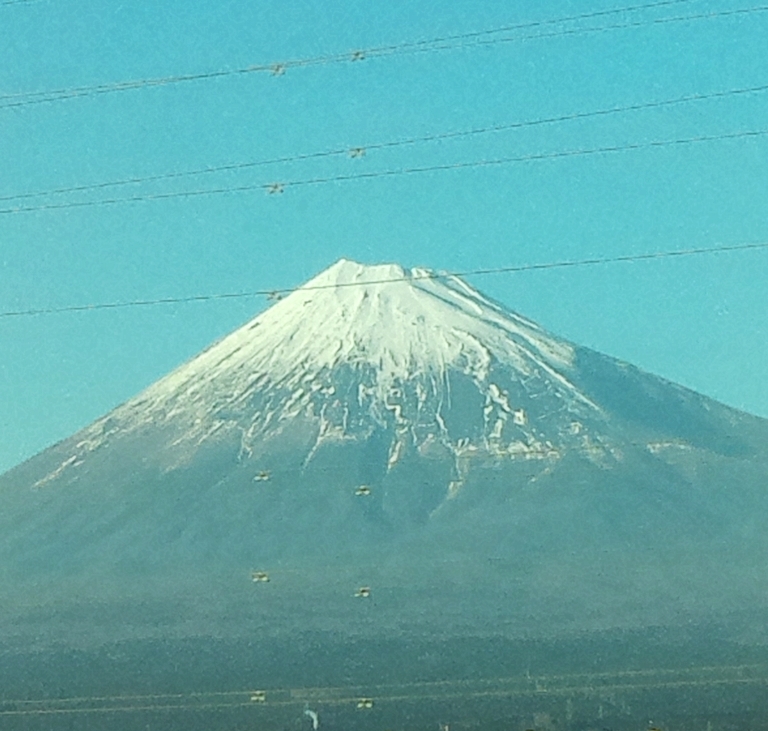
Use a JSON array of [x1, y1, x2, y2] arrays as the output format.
[[139, 259, 593, 404], [37, 260, 615, 487]]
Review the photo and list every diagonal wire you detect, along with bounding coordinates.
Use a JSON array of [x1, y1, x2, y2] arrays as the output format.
[[2, 81, 767, 204], [2, 241, 766, 319], [0, 0, 755, 110], [0, 0, 697, 100], [1, 127, 766, 215], [0, 664, 765, 716], [402, 5, 768, 57]]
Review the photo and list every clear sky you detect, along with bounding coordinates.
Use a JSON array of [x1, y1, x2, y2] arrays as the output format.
[[1, 0, 767, 474]]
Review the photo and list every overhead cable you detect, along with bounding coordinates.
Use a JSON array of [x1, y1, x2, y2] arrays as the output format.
[[2, 127, 766, 215], [422, 5, 768, 53], [0, 0, 696, 101], [3, 1, 763, 110], [2, 241, 766, 319], [1, 664, 764, 717], [3, 81, 767, 205]]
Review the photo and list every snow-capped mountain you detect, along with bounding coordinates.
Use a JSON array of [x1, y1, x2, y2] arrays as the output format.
[[32, 259, 614, 488], [2, 259, 768, 653]]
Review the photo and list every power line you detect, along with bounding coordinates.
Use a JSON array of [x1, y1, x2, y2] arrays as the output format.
[[3, 81, 767, 205], [2, 127, 766, 215], [0, 664, 764, 715], [0, 0, 696, 101], [5, 675, 768, 717], [388, 0, 699, 46], [2, 1, 760, 110], [412, 4, 768, 55], [2, 241, 766, 319]]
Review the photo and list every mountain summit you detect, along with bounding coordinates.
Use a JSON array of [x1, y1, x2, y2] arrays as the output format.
[[2, 259, 768, 654]]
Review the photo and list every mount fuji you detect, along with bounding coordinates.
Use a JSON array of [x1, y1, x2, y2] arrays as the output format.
[[2, 259, 768, 676]]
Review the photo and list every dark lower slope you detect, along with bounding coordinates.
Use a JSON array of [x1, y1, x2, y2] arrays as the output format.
[[573, 346, 768, 458], [2, 619, 768, 731], [2, 433, 768, 650]]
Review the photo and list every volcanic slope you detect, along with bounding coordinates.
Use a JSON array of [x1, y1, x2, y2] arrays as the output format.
[[2, 259, 768, 646]]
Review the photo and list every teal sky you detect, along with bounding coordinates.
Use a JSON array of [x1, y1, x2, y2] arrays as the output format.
[[1, 0, 767, 474]]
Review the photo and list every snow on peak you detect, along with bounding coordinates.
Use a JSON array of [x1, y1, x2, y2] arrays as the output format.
[[309, 258, 406, 286], [105, 258, 598, 434], [141, 259, 580, 397], [38, 260, 609, 484]]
